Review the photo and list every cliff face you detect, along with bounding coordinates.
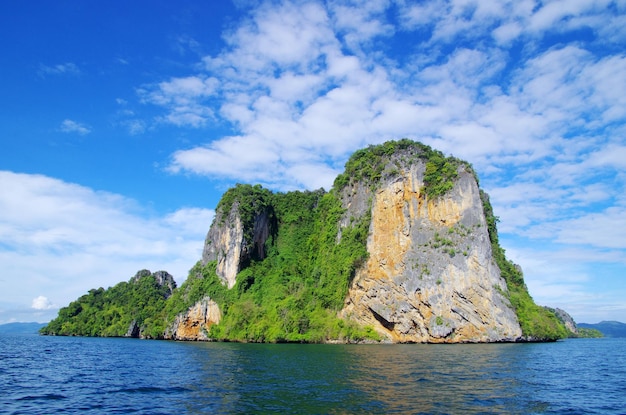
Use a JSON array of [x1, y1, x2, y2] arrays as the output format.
[[167, 193, 274, 339], [201, 203, 244, 289], [202, 201, 273, 289], [339, 163, 521, 342]]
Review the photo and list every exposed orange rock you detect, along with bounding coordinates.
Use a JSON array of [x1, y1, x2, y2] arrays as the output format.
[[165, 297, 221, 341], [341, 165, 522, 343]]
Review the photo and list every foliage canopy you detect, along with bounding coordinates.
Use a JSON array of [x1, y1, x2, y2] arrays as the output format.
[[40, 271, 173, 338]]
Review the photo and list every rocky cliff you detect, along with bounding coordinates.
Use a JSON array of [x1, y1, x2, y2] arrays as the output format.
[[546, 307, 578, 335], [126, 270, 177, 339], [339, 163, 521, 342], [201, 189, 274, 289], [130, 269, 176, 297]]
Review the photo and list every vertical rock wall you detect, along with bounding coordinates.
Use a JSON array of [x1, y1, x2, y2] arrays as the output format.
[[202, 203, 244, 289], [340, 164, 522, 343], [202, 202, 273, 289], [202, 202, 271, 289]]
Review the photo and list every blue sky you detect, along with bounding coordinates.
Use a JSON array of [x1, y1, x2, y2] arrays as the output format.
[[1, 0, 625, 325]]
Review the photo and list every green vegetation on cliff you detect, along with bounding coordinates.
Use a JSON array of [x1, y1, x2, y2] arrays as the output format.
[[41, 139, 567, 342], [480, 192, 568, 341], [166, 186, 376, 342], [333, 138, 474, 198]]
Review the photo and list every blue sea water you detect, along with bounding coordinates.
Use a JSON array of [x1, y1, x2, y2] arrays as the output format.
[[1, 335, 625, 414]]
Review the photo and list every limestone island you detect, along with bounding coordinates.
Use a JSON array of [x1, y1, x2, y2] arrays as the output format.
[[41, 140, 572, 343]]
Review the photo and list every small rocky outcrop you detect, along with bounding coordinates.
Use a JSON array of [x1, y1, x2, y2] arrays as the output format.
[[165, 296, 221, 341], [152, 271, 177, 297], [547, 307, 578, 334], [130, 269, 177, 298], [125, 320, 140, 338]]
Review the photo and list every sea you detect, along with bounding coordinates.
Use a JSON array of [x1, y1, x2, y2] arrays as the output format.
[[1, 335, 625, 414]]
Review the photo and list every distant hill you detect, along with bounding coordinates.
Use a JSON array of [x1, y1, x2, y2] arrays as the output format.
[[578, 321, 626, 338], [0, 322, 46, 334]]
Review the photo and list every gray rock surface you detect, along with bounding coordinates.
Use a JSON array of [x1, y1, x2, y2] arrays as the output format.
[[125, 320, 140, 338], [202, 202, 272, 288], [339, 159, 522, 342], [548, 307, 578, 334]]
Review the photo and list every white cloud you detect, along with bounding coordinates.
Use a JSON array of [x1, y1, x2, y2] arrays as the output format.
[[123, 119, 147, 135], [169, 134, 282, 182], [32, 296, 55, 310], [59, 119, 91, 135], [164, 207, 215, 235], [528, 0, 612, 33], [139, 76, 219, 127], [396, 0, 624, 49], [154, 1, 626, 210], [492, 21, 522, 45], [328, 0, 394, 50], [225, 1, 336, 70], [552, 207, 626, 249], [504, 243, 626, 323], [0, 171, 213, 324]]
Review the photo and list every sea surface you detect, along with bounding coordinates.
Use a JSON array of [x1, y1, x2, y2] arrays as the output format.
[[1, 335, 625, 414]]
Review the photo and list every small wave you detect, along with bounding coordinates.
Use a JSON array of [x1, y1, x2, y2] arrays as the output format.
[[112, 386, 191, 395], [17, 393, 67, 401]]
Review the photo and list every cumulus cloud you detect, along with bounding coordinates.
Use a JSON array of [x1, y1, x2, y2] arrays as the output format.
[[396, 0, 621, 45], [59, 119, 91, 135], [153, 2, 623, 194], [164, 207, 215, 235], [138, 75, 219, 128], [32, 296, 55, 310]]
